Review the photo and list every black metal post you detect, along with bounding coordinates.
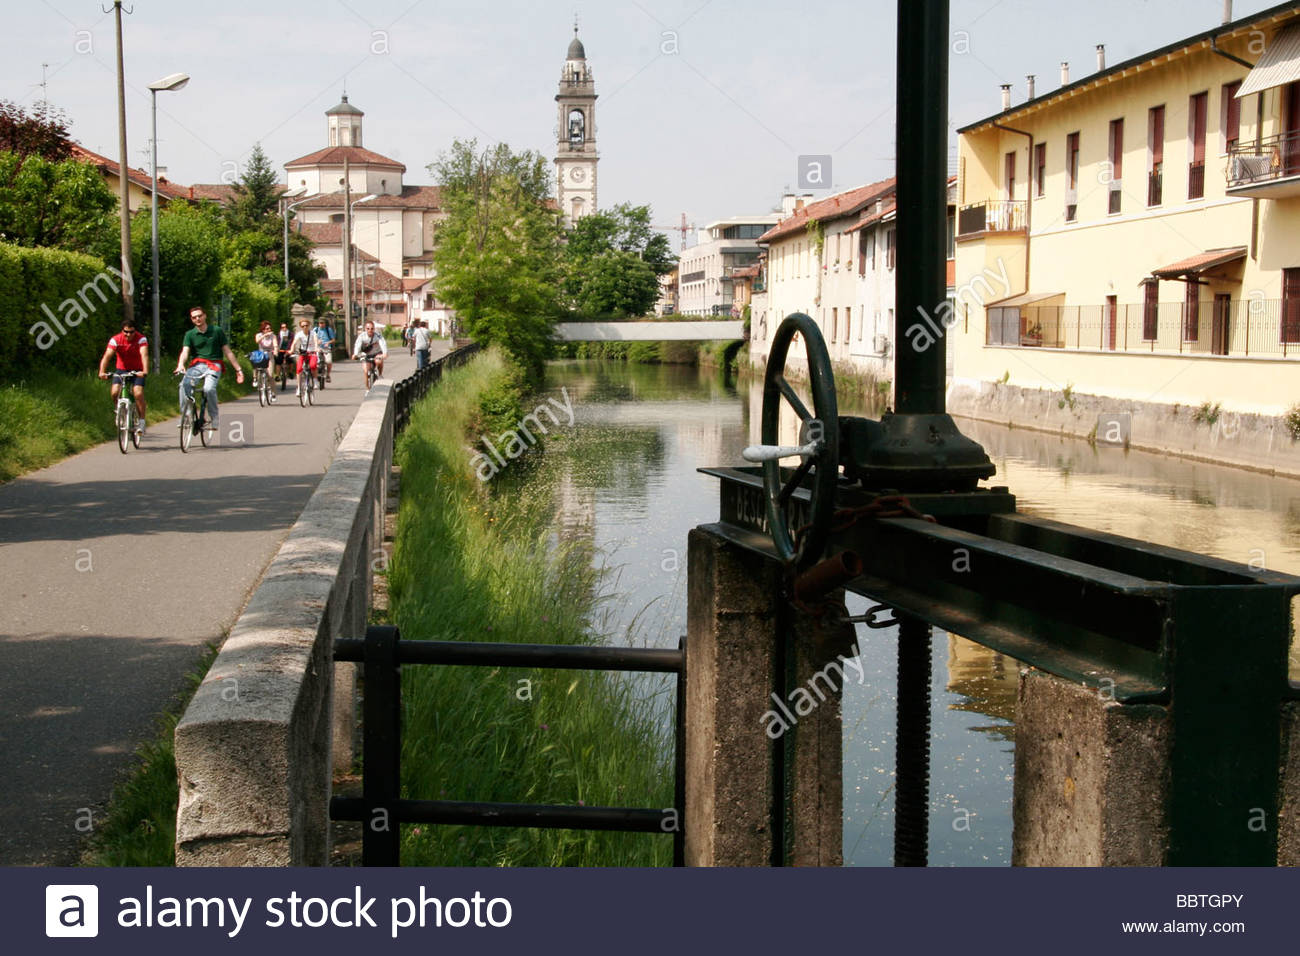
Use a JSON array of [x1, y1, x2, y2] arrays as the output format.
[[894, 0, 949, 414], [363, 625, 402, 866], [673, 635, 687, 867], [894, 613, 931, 866]]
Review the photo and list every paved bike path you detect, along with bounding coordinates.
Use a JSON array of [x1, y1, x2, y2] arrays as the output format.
[[0, 347, 432, 864]]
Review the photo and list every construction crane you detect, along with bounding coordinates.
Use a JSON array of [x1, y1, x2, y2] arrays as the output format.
[[651, 213, 695, 251]]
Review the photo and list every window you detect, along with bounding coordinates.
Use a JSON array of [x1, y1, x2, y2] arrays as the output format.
[[885, 228, 896, 269], [1222, 81, 1242, 152], [1034, 143, 1046, 197], [1189, 91, 1208, 199], [831, 307, 838, 342], [1005, 150, 1017, 200], [846, 306, 853, 342], [1183, 282, 1200, 341], [1148, 105, 1165, 206], [1065, 132, 1080, 221], [1108, 119, 1124, 214], [1284, 268, 1300, 344], [1142, 280, 1159, 340]]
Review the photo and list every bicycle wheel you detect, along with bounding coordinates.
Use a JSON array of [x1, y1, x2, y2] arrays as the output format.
[[307, 375, 315, 405], [180, 400, 194, 453], [116, 401, 129, 454], [130, 405, 141, 449], [298, 371, 306, 407], [257, 371, 267, 407]]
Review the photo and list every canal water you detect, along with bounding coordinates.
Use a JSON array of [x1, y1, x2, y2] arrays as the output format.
[[538, 359, 1300, 867]]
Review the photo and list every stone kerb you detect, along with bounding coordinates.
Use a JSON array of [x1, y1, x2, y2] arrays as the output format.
[[174, 383, 393, 866]]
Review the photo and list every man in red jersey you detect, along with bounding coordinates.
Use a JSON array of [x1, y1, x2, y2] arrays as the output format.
[[98, 317, 150, 436]]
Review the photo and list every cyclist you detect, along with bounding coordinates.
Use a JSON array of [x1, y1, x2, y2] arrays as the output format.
[[288, 317, 322, 385], [351, 320, 388, 388], [275, 323, 293, 390], [98, 317, 149, 437], [315, 316, 336, 382], [173, 305, 244, 434], [252, 321, 278, 402]]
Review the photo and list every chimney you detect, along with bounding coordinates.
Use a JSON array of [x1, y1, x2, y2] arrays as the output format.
[[1027, 74, 1036, 99], [1224, 0, 1233, 24], [1000, 83, 1012, 110], [1061, 61, 1070, 85], [1096, 44, 1105, 71]]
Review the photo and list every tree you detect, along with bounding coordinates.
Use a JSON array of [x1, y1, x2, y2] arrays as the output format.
[[130, 202, 223, 351], [0, 151, 117, 258], [226, 144, 281, 230], [0, 101, 72, 162], [430, 140, 563, 378], [563, 204, 676, 317]]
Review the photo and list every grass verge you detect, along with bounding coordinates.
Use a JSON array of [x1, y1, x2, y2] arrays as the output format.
[[0, 360, 253, 482], [80, 641, 221, 867], [389, 347, 673, 866]]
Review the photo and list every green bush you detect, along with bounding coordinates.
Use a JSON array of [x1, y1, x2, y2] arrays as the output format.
[[0, 241, 123, 381]]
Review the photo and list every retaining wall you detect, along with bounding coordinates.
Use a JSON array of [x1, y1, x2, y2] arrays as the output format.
[[173, 385, 392, 866]]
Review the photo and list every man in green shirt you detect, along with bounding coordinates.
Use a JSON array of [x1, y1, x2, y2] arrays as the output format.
[[173, 305, 244, 433]]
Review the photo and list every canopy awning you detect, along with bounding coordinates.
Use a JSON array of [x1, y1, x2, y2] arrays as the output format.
[[1150, 246, 1247, 279], [986, 291, 1064, 307], [1238, 23, 1300, 98]]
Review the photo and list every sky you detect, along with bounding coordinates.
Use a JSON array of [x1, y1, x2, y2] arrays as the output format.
[[1, 0, 1286, 246]]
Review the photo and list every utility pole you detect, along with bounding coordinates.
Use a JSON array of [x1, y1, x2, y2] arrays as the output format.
[[113, 2, 133, 324], [342, 157, 351, 343]]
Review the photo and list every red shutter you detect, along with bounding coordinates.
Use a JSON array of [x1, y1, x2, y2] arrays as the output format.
[[1151, 107, 1164, 165], [1191, 92, 1208, 164]]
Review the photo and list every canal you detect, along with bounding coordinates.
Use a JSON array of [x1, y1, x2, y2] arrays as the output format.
[[537, 359, 1300, 866]]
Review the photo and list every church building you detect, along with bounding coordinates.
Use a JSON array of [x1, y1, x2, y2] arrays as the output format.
[[555, 28, 598, 226]]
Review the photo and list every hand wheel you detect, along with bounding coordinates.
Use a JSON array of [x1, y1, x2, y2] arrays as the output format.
[[741, 312, 839, 570]]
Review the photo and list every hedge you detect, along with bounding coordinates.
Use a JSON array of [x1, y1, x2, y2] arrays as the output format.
[[0, 241, 122, 380]]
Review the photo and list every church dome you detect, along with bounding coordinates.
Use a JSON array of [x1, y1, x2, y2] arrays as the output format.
[[327, 94, 364, 116], [567, 35, 586, 59]]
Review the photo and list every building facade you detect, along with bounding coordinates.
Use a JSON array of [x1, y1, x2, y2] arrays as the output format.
[[555, 29, 598, 226], [951, 2, 1300, 415], [281, 97, 451, 332], [677, 214, 781, 316]]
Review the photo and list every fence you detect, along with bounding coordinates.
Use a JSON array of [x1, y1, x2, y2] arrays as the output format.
[[987, 299, 1300, 357]]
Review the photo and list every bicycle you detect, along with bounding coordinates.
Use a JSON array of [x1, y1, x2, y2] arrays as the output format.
[[112, 371, 143, 453], [295, 351, 318, 407], [176, 367, 215, 453], [250, 352, 274, 407], [359, 355, 383, 391], [317, 347, 328, 391], [276, 350, 290, 392]]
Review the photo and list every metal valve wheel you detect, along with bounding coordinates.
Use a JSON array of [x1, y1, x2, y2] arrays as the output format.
[[741, 312, 839, 570]]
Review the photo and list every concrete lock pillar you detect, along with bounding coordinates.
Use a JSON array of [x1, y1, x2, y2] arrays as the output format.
[[684, 525, 846, 866], [1012, 669, 1170, 866]]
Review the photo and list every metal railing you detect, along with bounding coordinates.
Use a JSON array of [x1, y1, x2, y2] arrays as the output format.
[[986, 299, 1300, 357], [331, 626, 687, 866], [392, 341, 481, 433], [1227, 131, 1300, 188], [1148, 169, 1163, 206], [956, 200, 1026, 237], [1188, 161, 1206, 200]]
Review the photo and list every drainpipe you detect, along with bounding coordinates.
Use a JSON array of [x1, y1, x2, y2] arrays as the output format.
[[1208, 29, 1257, 257], [992, 121, 1034, 294]]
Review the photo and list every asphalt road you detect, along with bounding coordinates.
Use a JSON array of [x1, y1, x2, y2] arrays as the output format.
[[0, 344, 436, 864]]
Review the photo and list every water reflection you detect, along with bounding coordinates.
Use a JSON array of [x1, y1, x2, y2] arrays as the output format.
[[537, 361, 1300, 866]]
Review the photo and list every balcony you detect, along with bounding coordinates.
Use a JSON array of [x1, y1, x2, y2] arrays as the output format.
[[956, 200, 1026, 239], [1148, 169, 1163, 206], [1226, 132, 1300, 199]]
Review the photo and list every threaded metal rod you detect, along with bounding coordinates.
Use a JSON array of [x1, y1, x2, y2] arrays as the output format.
[[894, 613, 931, 867]]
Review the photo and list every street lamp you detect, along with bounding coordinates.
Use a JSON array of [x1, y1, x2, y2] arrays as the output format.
[[280, 185, 308, 290], [148, 71, 189, 369], [346, 194, 376, 340]]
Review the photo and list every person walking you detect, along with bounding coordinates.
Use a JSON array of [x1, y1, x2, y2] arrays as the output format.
[[411, 319, 432, 370]]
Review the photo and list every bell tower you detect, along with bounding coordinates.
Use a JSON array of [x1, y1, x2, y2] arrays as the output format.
[[555, 24, 598, 227]]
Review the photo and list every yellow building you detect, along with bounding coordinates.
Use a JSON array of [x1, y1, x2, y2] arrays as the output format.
[[951, 3, 1300, 417]]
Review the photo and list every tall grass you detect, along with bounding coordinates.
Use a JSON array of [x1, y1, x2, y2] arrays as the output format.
[[389, 348, 673, 866], [0, 363, 251, 482]]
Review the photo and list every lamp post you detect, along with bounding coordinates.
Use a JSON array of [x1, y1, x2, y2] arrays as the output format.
[[280, 185, 308, 290], [346, 194, 376, 341], [147, 71, 189, 369]]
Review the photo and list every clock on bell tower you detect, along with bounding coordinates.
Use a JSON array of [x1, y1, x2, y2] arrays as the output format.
[[555, 24, 598, 227]]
